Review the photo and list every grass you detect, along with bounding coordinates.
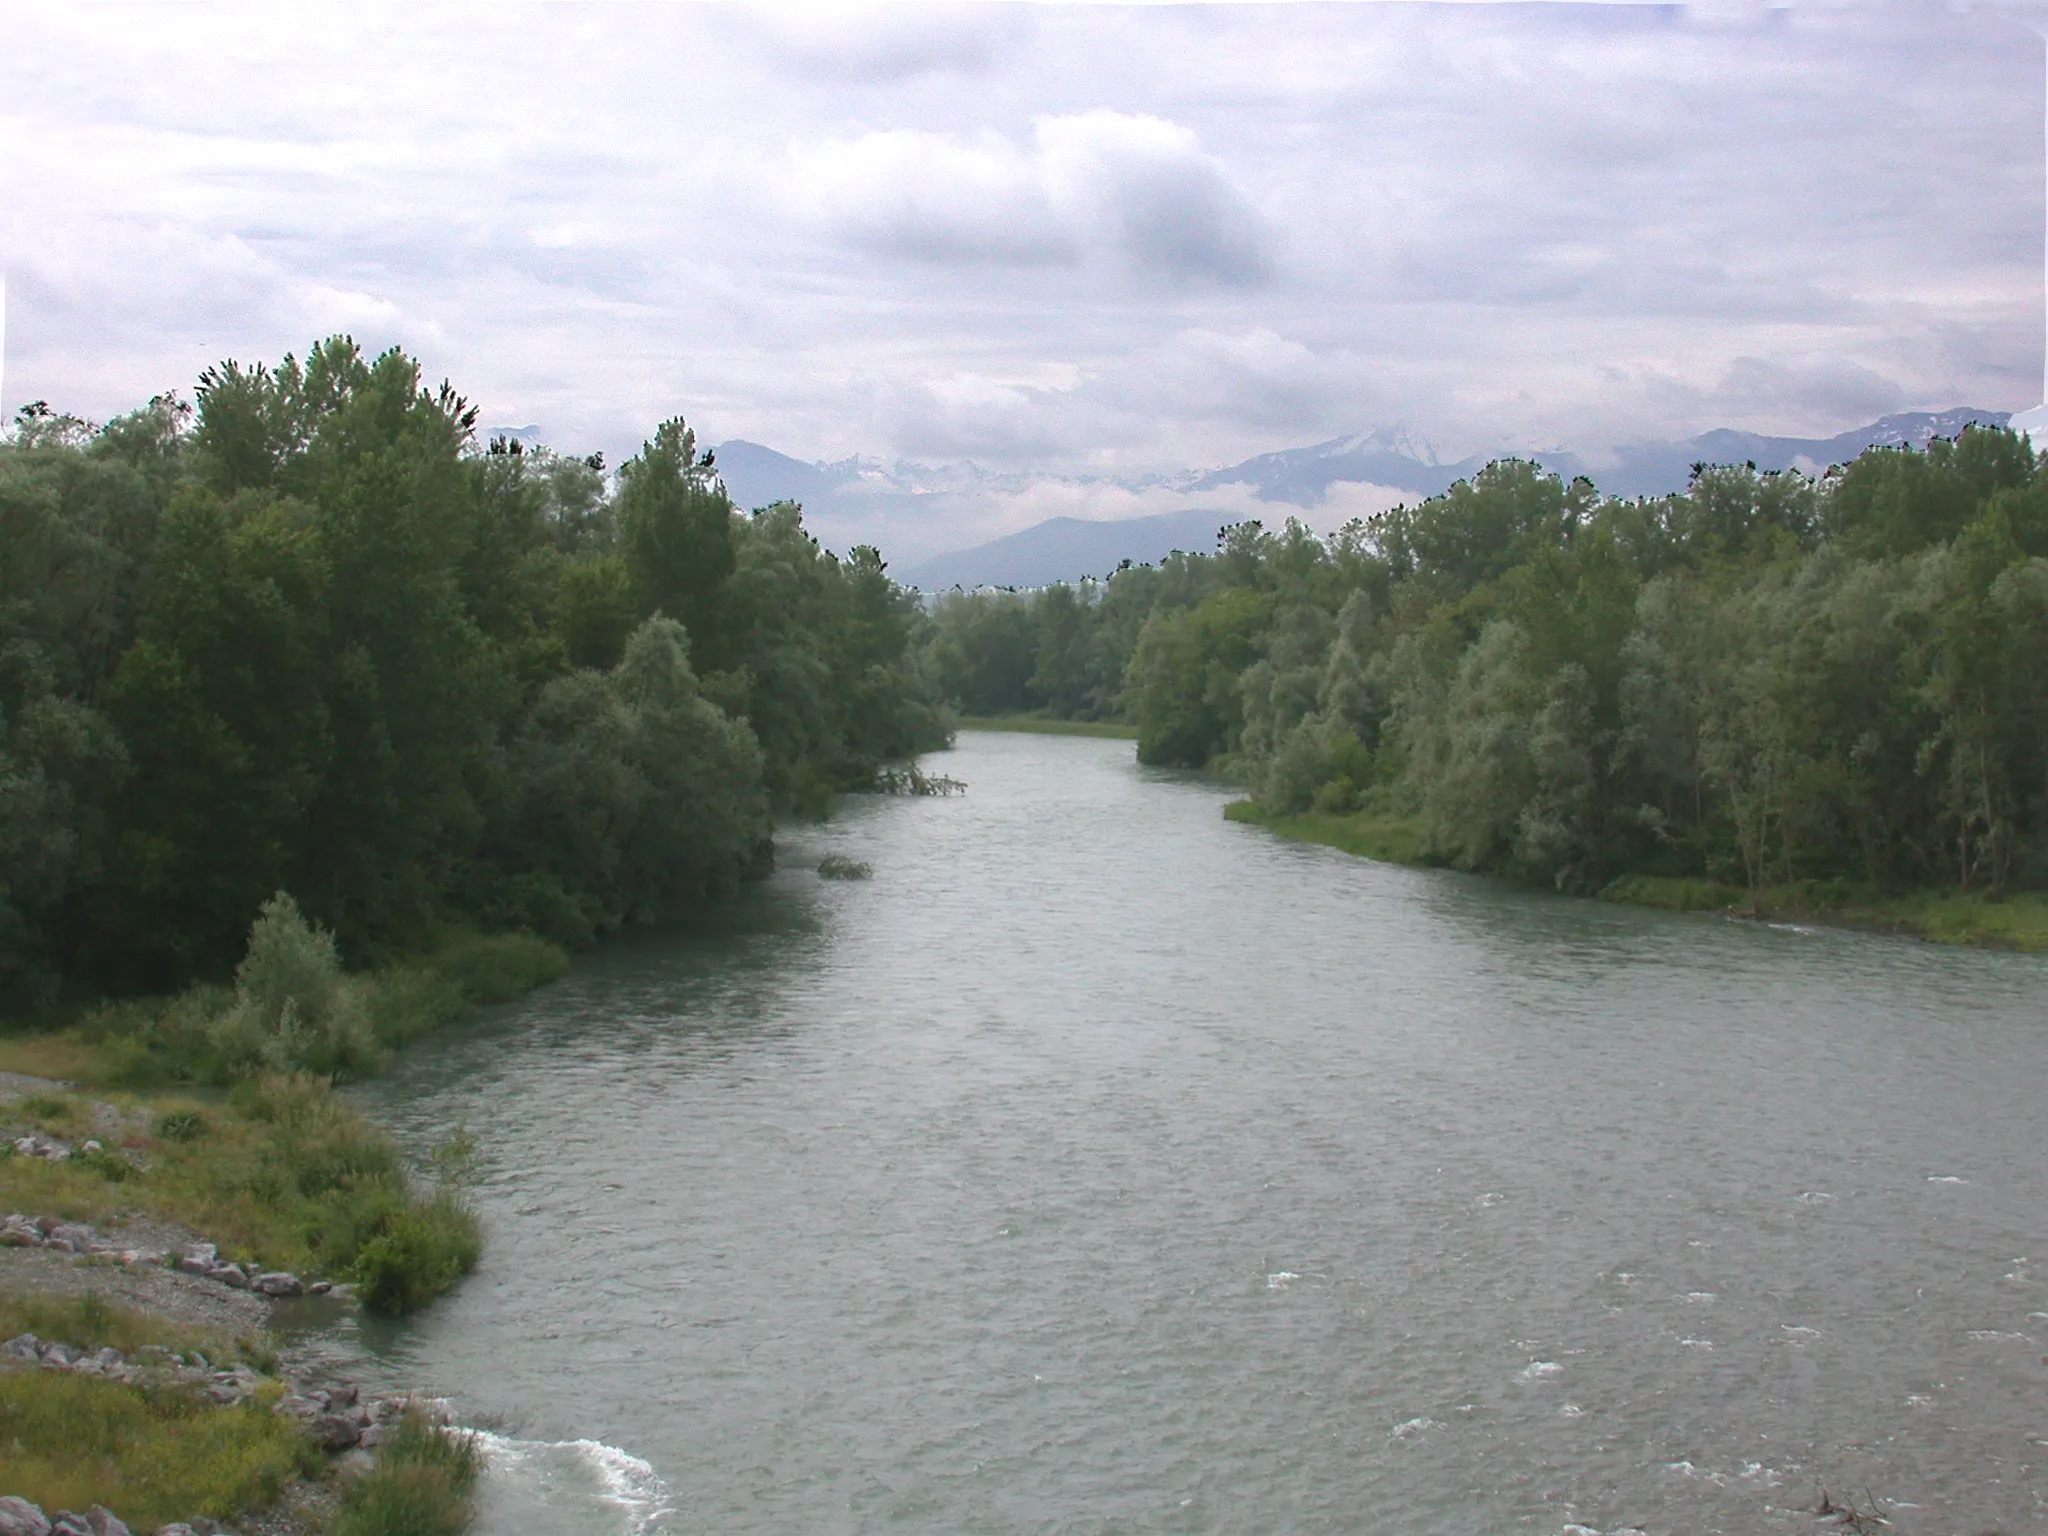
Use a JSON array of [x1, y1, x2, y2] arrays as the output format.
[[0, 1365, 321, 1530], [1602, 876, 2048, 951], [1223, 800, 1435, 866], [955, 713, 1139, 739], [0, 1290, 267, 1370], [0, 1074, 481, 1312], [331, 1407, 482, 1536]]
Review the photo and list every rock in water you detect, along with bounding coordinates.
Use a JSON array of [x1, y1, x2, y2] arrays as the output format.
[[0, 1495, 51, 1536], [251, 1271, 303, 1297]]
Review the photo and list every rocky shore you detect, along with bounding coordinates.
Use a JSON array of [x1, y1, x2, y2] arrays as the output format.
[[0, 1210, 465, 1536]]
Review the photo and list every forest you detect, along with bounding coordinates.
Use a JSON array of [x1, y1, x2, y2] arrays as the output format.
[[917, 427, 2048, 906], [0, 337, 947, 1012]]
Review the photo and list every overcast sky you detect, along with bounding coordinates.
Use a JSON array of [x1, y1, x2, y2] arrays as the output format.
[[2, 0, 2040, 484]]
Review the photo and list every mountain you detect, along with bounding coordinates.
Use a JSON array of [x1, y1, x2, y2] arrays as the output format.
[[715, 408, 2015, 590], [896, 507, 1231, 591], [1190, 409, 2013, 509]]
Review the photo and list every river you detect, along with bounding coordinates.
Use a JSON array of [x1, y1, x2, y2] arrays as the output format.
[[307, 730, 2048, 1534]]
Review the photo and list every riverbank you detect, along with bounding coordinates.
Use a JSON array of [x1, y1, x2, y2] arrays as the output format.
[[955, 713, 1138, 739], [1224, 799, 2048, 952], [0, 915, 569, 1530], [0, 1181, 477, 1535]]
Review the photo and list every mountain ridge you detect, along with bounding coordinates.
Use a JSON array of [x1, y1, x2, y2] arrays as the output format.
[[714, 407, 2013, 590]]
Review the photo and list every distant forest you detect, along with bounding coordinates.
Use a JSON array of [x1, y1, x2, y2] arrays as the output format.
[[919, 428, 2048, 902], [0, 338, 946, 1005]]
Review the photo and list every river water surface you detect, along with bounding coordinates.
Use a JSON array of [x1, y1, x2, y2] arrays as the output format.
[[314, 731, 2048, 1534]]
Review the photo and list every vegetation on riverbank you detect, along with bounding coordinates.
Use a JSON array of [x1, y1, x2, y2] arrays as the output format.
[[0, 1361, 318, 1530], [1222, 800, 1433, 866], [955, 713, 1138, 739], [1, 343, 945, 1012], [331, 1407, 482, 1536], [0, 1070, 479, 1311], [926, 428, 2048, 927], [1231, 806, 2048, 951]]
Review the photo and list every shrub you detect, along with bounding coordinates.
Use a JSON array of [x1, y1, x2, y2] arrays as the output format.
[[17, 1094, 84, 1133], [331, 1408, 481, 1536], [184, 896, 385, 1082], [153, 1108, 209, 1143], [431, 932, 569, 1005], [351, 1193, 482, 1315]]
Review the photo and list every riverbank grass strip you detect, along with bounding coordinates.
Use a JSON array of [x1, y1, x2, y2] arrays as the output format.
[[0, 1364, 320, 1530], [1598, 875, 2048, 951], [1223, 801, 1434, 867], [0, 1074, 480, 1312], [955, 714, 1139, 739]]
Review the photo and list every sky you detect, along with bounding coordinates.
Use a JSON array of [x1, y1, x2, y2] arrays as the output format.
[[1, 0, 2042, 550]]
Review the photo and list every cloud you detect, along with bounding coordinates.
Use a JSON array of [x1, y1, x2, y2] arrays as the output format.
[[785, 110, 1273, 284], [0, 0, 2038, 490]]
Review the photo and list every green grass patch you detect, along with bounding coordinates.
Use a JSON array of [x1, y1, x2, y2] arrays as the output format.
[[1596, 874, 1747, 912], [425, 930, 570, 1007], [0, 1290, 266, 1371], [0, 1365, 320, 1530], [0, 1075, 481, 1313], [1223, 800, 1435, 866], [1599, 876, 2048, 951], [1837, 889, 2048, 951], [955, 713, 1138, 739], [332, 1407, 481, 1536]]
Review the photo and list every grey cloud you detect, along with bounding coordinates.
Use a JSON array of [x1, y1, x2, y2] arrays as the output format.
[[787, 110, 1273, 285], [0, 1, 2037, 482]]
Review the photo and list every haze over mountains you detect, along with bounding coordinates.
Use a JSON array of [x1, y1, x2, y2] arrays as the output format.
[[714, 408, 2011, 591]]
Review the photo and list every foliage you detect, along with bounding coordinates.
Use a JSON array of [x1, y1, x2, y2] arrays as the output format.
[[0, 346, 947, 1008], [0, 1072, 478, 1311], [816, 854, 873, 880], [0, 1366, 320, 1530], [921, 429, 2048, 918], [331, 1407, 482, 1536]]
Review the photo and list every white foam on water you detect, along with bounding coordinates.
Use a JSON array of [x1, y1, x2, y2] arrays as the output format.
[[1390, 1416, 1443, 1438], [1676, 1337, 1714, 1351], [473, 1429, 674, 1536], [1926, 1174, 1968, 1184], [1519, 1361, 1562, 1380], [1265, 1271, 1299, 1290], [1679, 1292, 1717, 1305], [1559, 1403, 1585, 1419], [1794, 1191, 1835, 1204]]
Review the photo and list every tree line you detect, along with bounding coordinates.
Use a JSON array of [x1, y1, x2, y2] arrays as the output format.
[[915, 428, 2048, 903], [1, 337, 946, 1008]]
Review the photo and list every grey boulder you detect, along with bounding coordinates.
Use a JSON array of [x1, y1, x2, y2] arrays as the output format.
[[310, 1412, 363, 1451], [85, 1511, 128, 1536], [0, 1495, 50, 1536], [251, 1271, 302, 1297]]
